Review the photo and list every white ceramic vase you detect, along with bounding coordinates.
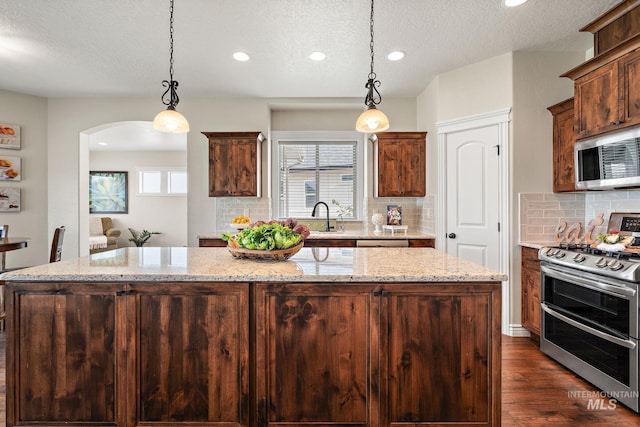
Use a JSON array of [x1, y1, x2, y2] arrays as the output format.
[[371, 212, 384, 235]]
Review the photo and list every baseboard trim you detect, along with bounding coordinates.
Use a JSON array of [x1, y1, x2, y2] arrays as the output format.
[[507, 324, 531, 337]]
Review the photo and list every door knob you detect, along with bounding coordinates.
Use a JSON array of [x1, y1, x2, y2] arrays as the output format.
[[448, 233, 456, 239]]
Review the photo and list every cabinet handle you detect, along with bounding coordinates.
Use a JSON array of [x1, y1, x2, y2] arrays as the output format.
[[610, 120, 622, 125]]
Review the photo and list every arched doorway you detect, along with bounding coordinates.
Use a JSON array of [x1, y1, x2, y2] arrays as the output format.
[[79, 121, 187, 255]]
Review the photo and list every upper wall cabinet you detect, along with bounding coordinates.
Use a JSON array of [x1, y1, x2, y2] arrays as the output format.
[[547, 98, 577, 193], [371, 132, 427, 197], [202, 132, 264, 197], [564, 46, 640, 140], [561, 1, 640, 140]]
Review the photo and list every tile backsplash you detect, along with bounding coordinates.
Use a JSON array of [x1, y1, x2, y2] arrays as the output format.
[[214, 196, 434, 234], [520, 190, 640, 242]]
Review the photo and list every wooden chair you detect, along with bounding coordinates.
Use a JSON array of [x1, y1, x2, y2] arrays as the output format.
[[50, 226, 65, 263], [1, 224, 8, 271], [1, 226, 65, 328]]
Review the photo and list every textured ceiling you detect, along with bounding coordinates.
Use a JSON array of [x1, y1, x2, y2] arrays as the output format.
[[0, 0, 620, 100]]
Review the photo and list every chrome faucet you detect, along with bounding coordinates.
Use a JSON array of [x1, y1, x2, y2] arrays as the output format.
[[311, 201, 331, 232]]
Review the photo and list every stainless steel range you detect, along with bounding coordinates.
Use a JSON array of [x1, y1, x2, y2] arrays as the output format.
[[540, 212, 640, 412]]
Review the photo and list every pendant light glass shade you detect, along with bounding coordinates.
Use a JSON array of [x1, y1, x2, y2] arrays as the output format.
[[356, 106, 389, 132], [153, 107, 190, 133]]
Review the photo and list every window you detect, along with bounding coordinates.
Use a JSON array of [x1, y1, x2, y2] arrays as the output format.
[[272, 131, 363, 219], [137, 167, 187, 196]]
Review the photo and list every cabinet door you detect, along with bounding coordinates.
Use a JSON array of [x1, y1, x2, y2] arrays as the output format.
[[7, 282, 124, 426], [205, 132, 262, 197], [575, 61, 621, 139], [255, 284, 376, 427], [619, 48, 640, 130], [379, 285, 501, 427], [209, 139, 236, 196], [521, 248, 541, 337], [378, 139, 404, 196], [521, 266, 541, 336], [376, 132, 427, 197], [550, 100, 577, 192], [232, 139, 259, 196], [397, 138, 426, 197], [129, 282, 249, 426]]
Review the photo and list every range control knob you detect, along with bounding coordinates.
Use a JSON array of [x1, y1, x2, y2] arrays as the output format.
[[595, 258, 608, 268], [544, 248, 556, 257], [554, 251, 566, 259], [609, 260, 624, 271], [573, 253, 586, 263]]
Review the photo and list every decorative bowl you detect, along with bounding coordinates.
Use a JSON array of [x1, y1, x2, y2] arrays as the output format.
[[227, 241, 304, 261]]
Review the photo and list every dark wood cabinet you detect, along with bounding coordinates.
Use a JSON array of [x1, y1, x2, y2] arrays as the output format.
[[580, 1, 640, 56], [563, 46, 640, 140], [573, 60, 621, 139], [521, 247, 541, 339], [372, 132, 427, 197], [203, 132, 264, 197], [547, 98, 577, 192], [7, 282, 124, 426], [8, 278, 498, 427], [255, 284, 375, 426], [379, 284, 501, 426], [619, 47, 640, 129], [129, 282, 249, 426], [255, 282, 501, 427], [7, 281, 249, 427]]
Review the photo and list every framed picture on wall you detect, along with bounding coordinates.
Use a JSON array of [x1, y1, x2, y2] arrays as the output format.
[[89, 171, 128, 214], [0, 187, 20, 212], [387, 204, 402, 225], [0, 155, 21, 181], [0, 123, 20, 150]]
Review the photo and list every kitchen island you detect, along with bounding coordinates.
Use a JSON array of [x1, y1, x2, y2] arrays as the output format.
[[2, 247, 505, 427]]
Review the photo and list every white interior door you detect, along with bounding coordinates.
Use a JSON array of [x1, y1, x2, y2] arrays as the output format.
[[445, 125, 500, 270]]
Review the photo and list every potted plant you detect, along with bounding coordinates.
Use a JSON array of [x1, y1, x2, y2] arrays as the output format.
[[128, 228, 161, 247]]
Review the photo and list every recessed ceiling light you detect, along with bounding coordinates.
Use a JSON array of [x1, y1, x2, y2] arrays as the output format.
[[504, 0, 528, 6], [98, 141, 108, 146], [309, 51, 327, 61], [387, 51, 405, 61], [233, 51, 250, 62]]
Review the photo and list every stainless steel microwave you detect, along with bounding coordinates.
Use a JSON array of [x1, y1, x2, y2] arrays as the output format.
[[575, 126, 640, 190]]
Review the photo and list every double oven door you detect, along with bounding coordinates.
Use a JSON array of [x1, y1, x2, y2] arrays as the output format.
[[540, 263, 639, 412]]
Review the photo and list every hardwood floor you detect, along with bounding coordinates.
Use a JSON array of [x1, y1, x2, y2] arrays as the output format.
[[502, 335, 639, 426], [0, 333, 637, 426]]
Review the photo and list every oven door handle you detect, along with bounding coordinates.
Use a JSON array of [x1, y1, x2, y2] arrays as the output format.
[[541, 303, 637, 349], [541, 264, 636, 299]]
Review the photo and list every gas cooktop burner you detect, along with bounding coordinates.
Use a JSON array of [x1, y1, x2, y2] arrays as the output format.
[[556, 242, 640, 261], [540, 245, 640, 283]]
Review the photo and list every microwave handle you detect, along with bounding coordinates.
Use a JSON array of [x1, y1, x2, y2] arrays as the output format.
[[541, 303, 637, 349]]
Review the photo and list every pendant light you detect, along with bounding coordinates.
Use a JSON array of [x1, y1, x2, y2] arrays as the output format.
[[355, 0, 389, 133], [153, 0, 190, 133]]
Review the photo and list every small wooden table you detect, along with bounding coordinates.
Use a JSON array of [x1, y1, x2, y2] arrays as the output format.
[[0, 237, 29, 253]]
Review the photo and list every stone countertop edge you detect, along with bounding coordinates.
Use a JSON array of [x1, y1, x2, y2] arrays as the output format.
[[0, 247, 507, 283], [200, 231, 437, 240], [519, 241, 554, 249]]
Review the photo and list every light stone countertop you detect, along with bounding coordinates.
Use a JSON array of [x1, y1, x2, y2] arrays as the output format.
[[519, 241, 555, 250], [0, 247, 506, 283]]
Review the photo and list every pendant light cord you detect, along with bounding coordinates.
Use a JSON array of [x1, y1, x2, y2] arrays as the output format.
[[169, 0, 174, 83], [161, 0, 180, 109], [364, 0, 382, 107], [369, 0, 375, 80]]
